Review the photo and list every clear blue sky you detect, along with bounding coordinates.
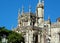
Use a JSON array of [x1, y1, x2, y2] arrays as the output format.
[[0, 0, 60, 30]]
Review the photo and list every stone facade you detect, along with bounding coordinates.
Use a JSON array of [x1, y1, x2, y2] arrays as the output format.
[[13, 0, 60, 43]]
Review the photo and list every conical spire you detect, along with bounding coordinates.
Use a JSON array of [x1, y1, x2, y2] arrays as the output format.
[[18, 8, 20, 14], [37, 0, 42, 7], [18, 8, 21, 19], [48, 16, 50, 20], [29, 5, 31, 13], [21, 5, 24, 15], [18, 9, 21, 27], [48, 16, 51, 24]]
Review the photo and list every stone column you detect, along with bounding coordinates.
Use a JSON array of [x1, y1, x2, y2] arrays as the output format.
[[25, 30, 29, 43], [25, 29, 34, 43], [41, 31, 44, 43], [38, 31, 41, 43], [29, 30, 33, 43]]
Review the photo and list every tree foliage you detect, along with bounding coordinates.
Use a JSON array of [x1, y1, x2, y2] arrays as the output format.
[[0, 27, 24, 43]]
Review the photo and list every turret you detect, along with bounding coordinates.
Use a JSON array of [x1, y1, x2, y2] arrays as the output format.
[[18, 8, 23, 27], [18, 8, 21, 27], [36, 0, 44, 25], [21, 5, 25, 26], [28, 5, 31, 26]]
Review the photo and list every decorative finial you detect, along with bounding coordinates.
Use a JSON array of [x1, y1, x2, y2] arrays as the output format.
[[42, 0, 44, 5], [42, 0, 44, 2], [18, 8, 21, 19], [29, 5, 31, 13], [21, 5, 24, 15], [18, 8, 20, 14], [48, 16, 50, 20], [39, 0, 41, 3], [48, 16, 51, 24]]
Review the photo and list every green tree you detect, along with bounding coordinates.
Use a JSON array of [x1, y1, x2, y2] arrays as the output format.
[[0, 27, 24, 43], [0, 27, 10, 36], [8, 31, 24, 43]]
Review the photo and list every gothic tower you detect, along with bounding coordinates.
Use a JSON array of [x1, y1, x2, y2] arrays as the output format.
[[36, 0, 44, 26]]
